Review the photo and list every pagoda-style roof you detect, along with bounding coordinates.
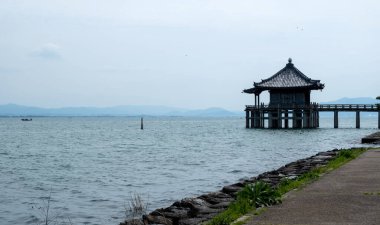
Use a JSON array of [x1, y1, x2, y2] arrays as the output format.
[[243, 58, 324, 94]]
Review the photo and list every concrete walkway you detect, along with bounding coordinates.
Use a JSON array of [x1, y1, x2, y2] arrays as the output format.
[[247, 149, 380, 225]]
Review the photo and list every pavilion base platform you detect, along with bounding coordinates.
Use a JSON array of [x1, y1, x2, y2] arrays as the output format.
[[245, 105, 319, 129]]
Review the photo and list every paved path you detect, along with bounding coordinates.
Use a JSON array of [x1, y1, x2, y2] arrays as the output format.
[[247, 149, 380, 225]]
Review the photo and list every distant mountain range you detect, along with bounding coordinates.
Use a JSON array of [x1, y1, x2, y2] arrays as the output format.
[[0, 104, 243, 117], [321, 97, 379, 105], [0, 97, 378, 117]]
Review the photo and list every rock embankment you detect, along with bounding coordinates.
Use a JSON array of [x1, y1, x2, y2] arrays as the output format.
[[121, 149, 342, 225], [362, 132, 380, 144]]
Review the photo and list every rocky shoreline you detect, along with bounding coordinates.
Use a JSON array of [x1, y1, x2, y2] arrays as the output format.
[[121, 148, 347, 225], [362, 131, 380, 144]]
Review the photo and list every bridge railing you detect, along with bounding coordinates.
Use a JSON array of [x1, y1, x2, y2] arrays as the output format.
[[245, 104, 380, 111], [318, 104, 379, 110]]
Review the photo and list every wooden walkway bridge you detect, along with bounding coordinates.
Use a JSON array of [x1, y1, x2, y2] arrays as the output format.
[[245, 104, 380, 129]]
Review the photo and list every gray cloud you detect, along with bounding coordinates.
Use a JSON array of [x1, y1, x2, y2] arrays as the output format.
[[30, 43, 62, 60], [0, 1, 379, 109]]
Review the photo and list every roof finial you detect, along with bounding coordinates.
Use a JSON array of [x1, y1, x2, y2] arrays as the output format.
[[286, 58, 294, 67]]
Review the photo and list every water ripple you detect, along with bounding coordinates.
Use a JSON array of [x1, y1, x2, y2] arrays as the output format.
[[0, 117, 379, 225]]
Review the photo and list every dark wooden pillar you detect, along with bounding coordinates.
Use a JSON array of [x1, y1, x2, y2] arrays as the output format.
[[277, 108, 282, 129], [245, 110, 249, 128], [292, 110, 295, 128], [356, 111, 360, 129], [306, 110, 311, 128], [334, 111, 338, 128], [302, 110, 307, 128], [314, 111, 318, 128], [284, 110, 289, 128], [254, 111, 260, 128], [294, 110, 302, 128], [250, 111, 254, 128], [269, 110, 279, 128], [309, 110, 313, 128], [272, 112, 279, 128], [268, 111, 272, 128], [258, 95, 260, 106], [317, 111, 320, 128]]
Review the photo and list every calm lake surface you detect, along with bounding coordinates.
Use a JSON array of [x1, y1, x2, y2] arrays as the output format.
[[1, 116, 379, 225]]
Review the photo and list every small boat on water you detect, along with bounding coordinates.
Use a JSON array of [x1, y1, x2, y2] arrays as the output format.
[[21, 118, 32, 121]]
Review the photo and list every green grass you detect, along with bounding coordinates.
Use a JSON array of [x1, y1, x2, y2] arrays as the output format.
[[208, 197, 251, 225], [207, 148, 367, 225], [238, 181, 281, 208], [277, 148, 366, 195]]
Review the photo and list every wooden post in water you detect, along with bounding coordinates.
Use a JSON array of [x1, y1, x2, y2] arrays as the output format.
[[302, 111, 307, 128], [356, 111, 360, 129], [307, 110, 312, 128], [315, 110, 319, 128], [253, 111, 259, 128], [245, 111, 249, 128], [309, 110, 313, 128], [292, 109, 296, 128], [294, 109, 302, 128], [284, 110, 289, 128], [250, 111, 254, 128], [317, 111, 320, 128], [268, 112, 273, 128], [141, 117, 144, 130], [334, 111, 338, 128], [378, 111, 380, 129]]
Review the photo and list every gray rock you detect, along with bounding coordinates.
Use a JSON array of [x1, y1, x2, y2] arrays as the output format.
[[199, 191, 234, 205], [178, 217, 207, 225], [119, 219, 144, 225], [222, 184, 243, 195], [143, 214, 173, 225], [152, 206, 190, 219]]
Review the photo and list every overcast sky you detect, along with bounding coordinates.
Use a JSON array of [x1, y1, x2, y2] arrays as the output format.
[[0, 0, 379, 110]]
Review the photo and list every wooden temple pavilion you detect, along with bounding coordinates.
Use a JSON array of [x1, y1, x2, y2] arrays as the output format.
[[243, 58, 324, 128], [243, 58, 380, 129]]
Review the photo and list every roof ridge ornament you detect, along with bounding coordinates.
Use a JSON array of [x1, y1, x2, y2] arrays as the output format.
[[286, 57, 294, 67]]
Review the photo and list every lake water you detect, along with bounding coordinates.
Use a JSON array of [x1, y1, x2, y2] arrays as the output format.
[[1, 117, 379, 225]]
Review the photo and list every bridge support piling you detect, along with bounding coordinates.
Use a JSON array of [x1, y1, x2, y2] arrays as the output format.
[[334, 111, 339, 128], [356, 111, 360, 129]]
